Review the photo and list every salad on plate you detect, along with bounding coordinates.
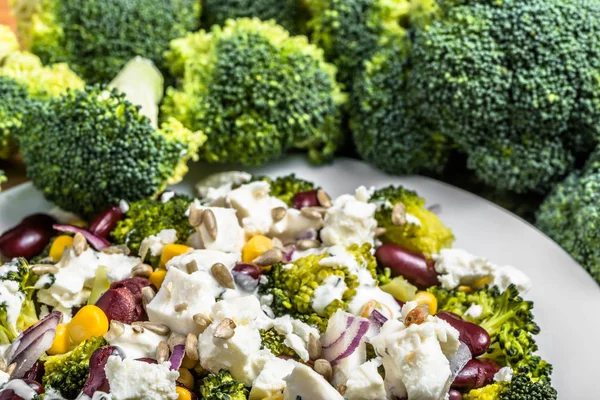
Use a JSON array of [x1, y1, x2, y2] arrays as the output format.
[[0, 173, 557, 399]]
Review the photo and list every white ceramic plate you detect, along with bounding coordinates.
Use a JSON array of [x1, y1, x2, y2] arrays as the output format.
[[2, 156, 599, 398]]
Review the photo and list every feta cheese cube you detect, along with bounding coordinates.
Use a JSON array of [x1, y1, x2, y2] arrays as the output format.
[[344, 359, 387, 400], [269, 208, 323, 244], [194, 206, 245, 253], [106, 324, 168, 359], [249, 357, 296, 400], [104, 356, 178, 399], [143, 229, 178, 257], [283, 363, 344, 400]]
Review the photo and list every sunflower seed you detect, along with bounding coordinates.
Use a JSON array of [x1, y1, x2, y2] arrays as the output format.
[[301, 207, 326, 220], [391, 203, 407, 226], [186, 260, 199, 274], [252, 248, 282, 266], [138, 239, 150, 261], [211, 263, 235, 289], [189, 204, 204, 228], [31, 264, 59, 275], [185, 333, 199, 361], [156, 341, 170, 364], [308, 333, 322, 361], [313, 359, 332, 381], [375, 227, 387, 237], [168, 333, 186, 351], [132, 263, 153, 278], [271, 237, 284, 250], [193, 313, 212, 332], [141, 322, 171, 336], [0, 357, 6, 372], [213, 318, 236, 339], [174, 302, 188, 312], [317, 189, 332, 208], [404, 305, 429, 327], [7, 363, 16, 378], [202, 209, 218, 240], [296, 239, 321, 250], [132, 325, 144, 333], [102, 245, 130, 255], [72, 232, 88, 256], [141, 286, 156, 307], [105, 320, 125, 341], [271, 207, 287, 222], [337, 384, 347, 396]]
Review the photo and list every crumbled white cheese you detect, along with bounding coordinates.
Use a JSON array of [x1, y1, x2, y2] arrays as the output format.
[[434, 248, 532, 293], [348, 285, 402, 321], [494, 366, 514, 383], [344, 359, 387, 400], [312, 275, 347, 316], [160, 191, 175, 203], [104, 356, 178, 400], [193, 206, 245, 253], [321, 186, 378, 247], [167, 249, 240, 273], [255, 315, 318, 362], [106, 323, 168, 359], [269, 208, 323, 244], [0, 370, 9, 387], [0, 279, 24, 334], [198, 296, 274, 386], [464, 304, 483, 319], [196, 171, 252, 207], [283, 363, 344, 400], [319, 245, 375, 286], [143, 229, 178, 257], [249, 357, 297, 400]]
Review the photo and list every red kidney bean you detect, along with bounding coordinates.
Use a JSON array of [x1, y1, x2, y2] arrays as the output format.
[[452, 359, 500, 390], [82, 346, 124, 396], [89, 206, 124, 238], [22, 214, 57, 229], [0, 379, 45, 400], [0, 224, 55, 260], [291, 190, 320, 209], [448, 389, 463, 400], [437, 312, 491, 357], [375, 243, 439, 289], [22, 361, 45, 382], [233, 263, 262, 280], [136, 357, 158, 364]]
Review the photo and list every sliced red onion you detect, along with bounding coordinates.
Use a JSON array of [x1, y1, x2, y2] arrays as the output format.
[[321, 314, 353, 348], [10, 329, 56, 379], [281, 244, 296, 262], [322, 313, 370, 365], [53, 224, 110, 250], [169, 344, 185, 370], [7, 311, 61, 364], [369, 309, 388, 328]]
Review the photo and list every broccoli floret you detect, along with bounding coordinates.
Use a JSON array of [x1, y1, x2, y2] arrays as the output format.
[[307, 0, 436, 89], [41, 337, 108, 399], [536, 152, 600, 283], [202, 0, 309, 34], [198, 370, 249, 400], [259, 328, 298, 358], [429, 285, 551, 380], [13, 0, 201, 83], [162, 18, 346, 166], [110, 195, 195, 255], [351, 44, 451, 175], [370, 185, 454, 256], [0, 258, 39, 344], [253, 174, 316, 206], [406, 0, 600, 193], [0, 76, 31, 159], [259, 243, 377, 330], [465, 373, 557, 400], [17, 85, 206, 217]]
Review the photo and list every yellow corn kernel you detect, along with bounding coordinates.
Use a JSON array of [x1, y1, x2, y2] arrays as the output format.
[[160, 244, 192, 268], [176, 386, 192, 400], [177, 368, 194, 389], [180, 354, 197, 369], [68, 305, 109, 345], [149, 268, 168, 289], [414, 291, 438, 315], [49, 235, 74, 262], [47, 324, 70, 355], [242, 235, 273, 264]]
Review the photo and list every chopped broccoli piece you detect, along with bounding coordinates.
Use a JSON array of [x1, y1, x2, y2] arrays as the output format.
[[259, 328, 298, 358], [202, 0, 310, 34], [259, 243, 377, 330], [17, 85, 206, 217], [41, 337, 108, 399], [0, 258, 39, 344], [110, 195, 195, 255], [13, 0, 201, 83], [429, 285, 551, 380], [162, 18, 346, 166], [198, 370, 249, 400], [253, 174, 316, 206], [465, 373, 557, 400], [370, 185, 454, 256], [0, 76, 31, 159]]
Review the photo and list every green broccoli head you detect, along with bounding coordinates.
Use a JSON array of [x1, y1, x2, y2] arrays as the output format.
[[370, 185, 454, 256], [199, 370, 249, 400], [253, 174, 316, 206], [465, 373, 557, 400], [259, 243, 377, 330], [202, 0, 309, 34], [162, 18, 346, 166], [430, 285, 550, 380], [259, 328, 298, 358], [351, 44, 452, 175], [536, 152, 600, 283], [0, 76, 31, 159], [41, 336, 108, 399], [16, 85, 205, 217], [111, 195, 195, 255], [406, 0, 600, 193], [13, 0, 201, 83], [0, 258, 39, 344]]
